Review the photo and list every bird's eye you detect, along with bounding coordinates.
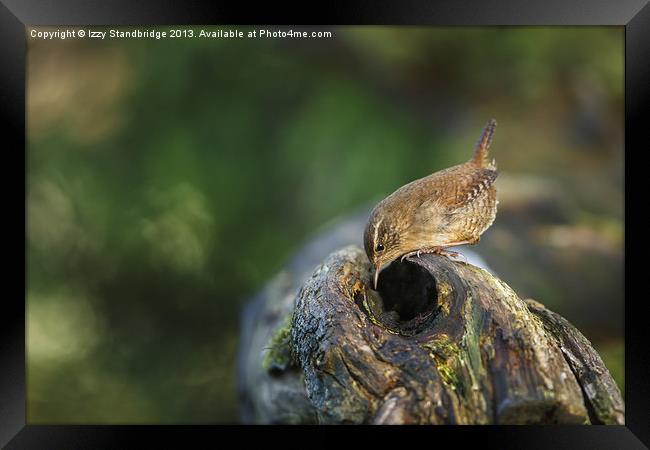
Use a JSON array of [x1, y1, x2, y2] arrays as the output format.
[[375, 243, 385, 252]]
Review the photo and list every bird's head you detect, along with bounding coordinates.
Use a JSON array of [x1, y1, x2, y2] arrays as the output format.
[[363, 210, 403, 290]]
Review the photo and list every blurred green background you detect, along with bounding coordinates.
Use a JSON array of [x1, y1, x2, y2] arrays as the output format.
[[27, 26, 623, 423]]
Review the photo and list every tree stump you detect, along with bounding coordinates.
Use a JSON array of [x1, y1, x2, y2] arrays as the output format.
[[237, 214, 624, 425]]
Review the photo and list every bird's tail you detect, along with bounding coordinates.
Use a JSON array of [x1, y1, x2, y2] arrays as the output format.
[[471, 118, 497, 169]]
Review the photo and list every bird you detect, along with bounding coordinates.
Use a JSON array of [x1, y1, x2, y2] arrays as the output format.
[[364, 119, 499, 290]]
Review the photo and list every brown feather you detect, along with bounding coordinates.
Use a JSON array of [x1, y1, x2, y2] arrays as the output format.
[[471, 118, 497, 168], [363, 119, 501, 288]]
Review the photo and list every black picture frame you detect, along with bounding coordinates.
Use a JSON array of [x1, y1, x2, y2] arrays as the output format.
[[1, 1, 647, 448]]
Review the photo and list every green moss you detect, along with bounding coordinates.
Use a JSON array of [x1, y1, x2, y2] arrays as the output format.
[[436, 362, 461, 390], [422, 334, 461, 360], [422, 335, 464, 394], [362, 292, 383, 327], [463, 294, 486, 392], [262, 314, 294, 372]]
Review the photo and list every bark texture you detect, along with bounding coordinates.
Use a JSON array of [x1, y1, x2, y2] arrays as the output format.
[[238, 217, 624, 425]]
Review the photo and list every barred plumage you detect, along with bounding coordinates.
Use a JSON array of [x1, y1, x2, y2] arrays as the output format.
[[364, 119, 500, 289]]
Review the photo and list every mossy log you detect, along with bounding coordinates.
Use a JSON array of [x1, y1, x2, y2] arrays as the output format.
[[237, 219, 624, 425]]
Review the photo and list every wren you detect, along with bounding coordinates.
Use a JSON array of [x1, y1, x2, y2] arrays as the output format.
[[364, 119, 499, 289]]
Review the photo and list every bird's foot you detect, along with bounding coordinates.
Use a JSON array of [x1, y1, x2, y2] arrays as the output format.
[[400, 247, 467, 263], [438, 249, 467, 263], [401, 247, 442, 261], [401, 249, 424, 261]]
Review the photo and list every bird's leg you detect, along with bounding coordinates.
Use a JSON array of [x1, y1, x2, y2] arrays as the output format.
[[400, 247, 450, 261], [436, 240, 474, 263], [400, 240, 472, 263], [435, 248, 467, 263], [435, 248, 461, 258], [401, 249, 421, 261]]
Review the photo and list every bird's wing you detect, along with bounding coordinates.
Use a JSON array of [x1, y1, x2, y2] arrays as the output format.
[[447, 167, 498, 210], [415, 166, 499, 214]]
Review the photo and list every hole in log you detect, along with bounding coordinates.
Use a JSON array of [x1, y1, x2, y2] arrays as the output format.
[[365, 260, 439, 335]]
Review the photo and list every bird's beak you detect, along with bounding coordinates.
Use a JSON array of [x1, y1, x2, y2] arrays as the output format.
[[373, 263, 381, 290]]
